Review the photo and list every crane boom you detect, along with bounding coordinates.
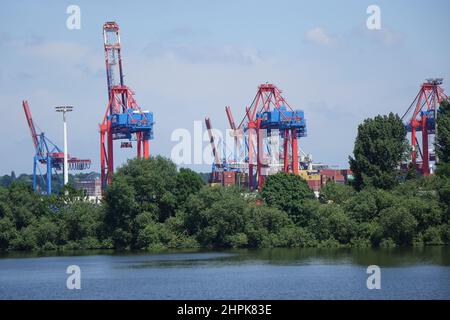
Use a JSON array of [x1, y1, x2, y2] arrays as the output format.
[[103, 21, 125, 99], [225, 106, 237, 130], [205, 117, 221, 166], [22, 100, 39, 151]]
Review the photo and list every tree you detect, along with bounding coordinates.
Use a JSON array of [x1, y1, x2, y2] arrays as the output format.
[[260, 172, 314, 217], [379, 205, 417, 246], [244, 204, 292, 247], [319, 182, 354, 204], [436, 99, 450, 167], [183, 186, 248, 247], [434, 99, 450, 215], [174, 168, 205, 207], [104, 176, 138, 248], [326, 205, 357, 244], [113, 156, 178, 221], [349, 113, 409, 191], [0, 217, 17, 251]]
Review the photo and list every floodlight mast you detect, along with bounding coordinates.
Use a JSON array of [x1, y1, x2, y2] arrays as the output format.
[[55, 106, 73, 186]]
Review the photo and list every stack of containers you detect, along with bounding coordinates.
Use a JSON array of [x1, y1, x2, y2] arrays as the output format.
[[320, 169, 346, 186], [300, 170, 321, 191]]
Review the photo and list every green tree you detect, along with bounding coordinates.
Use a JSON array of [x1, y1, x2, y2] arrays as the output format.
[[436, 99, 450, 167], [326, 206, 357, 244], [379, 206, 417, 246], [260, 172, 314, 217], [63, 202, 103, 242], [104, 176, 138, 249], [319, 182, 354, 204], [113, 156, 178, 221], [174, 168, 205, 208], [244, 204, 292, 247], [349, 113, 409, 191], [344, 189, 378, 223], [0, 217, 17, 251], [183, 186, 248, 247]]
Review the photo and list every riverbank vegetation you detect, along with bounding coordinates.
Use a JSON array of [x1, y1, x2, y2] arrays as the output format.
[[1, 103, 449, 252]]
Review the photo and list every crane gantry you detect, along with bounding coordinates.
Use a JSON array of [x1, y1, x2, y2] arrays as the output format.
[[99, 22, 154, 193], [402, 79, 448, 175], [206, 83, 307, 191]]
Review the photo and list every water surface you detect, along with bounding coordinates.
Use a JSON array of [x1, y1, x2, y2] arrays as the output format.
[[0, 247, 449, 299]]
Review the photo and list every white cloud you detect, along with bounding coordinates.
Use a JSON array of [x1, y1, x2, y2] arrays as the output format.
[[304, 27, 337, 46]]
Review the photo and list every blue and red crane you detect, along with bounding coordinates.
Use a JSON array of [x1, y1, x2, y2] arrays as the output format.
[[207, 83, 307, 191], [22, 100, 91, 195], [402, 79, 448, 175], [99, 22, 154, 193]]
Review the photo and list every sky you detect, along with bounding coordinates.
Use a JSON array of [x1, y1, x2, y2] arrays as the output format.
[[0, 0, 449, 175]]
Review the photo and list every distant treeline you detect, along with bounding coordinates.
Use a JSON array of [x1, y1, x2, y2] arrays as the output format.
[[0, 172, 100, 193], [0, 171, 210, 193]]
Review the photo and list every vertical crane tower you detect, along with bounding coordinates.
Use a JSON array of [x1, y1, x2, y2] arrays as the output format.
[[402, 79, 448, 175], [99, 22, 154, 193]]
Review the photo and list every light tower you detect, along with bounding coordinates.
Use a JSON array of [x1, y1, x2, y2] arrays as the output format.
[[55, 105, 73, 185]]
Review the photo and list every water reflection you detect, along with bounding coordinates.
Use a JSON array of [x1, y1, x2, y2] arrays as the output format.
[[1, 246, 449, 268], [120, 247, 450, 269]]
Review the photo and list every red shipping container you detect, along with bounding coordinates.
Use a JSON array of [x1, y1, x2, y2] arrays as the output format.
[[223, 171, 236, 186], [307, 180, 321, 191]]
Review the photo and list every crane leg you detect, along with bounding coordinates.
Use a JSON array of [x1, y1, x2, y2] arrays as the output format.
[[283, 130, 289, 172], [422, 114, 429, 175], [292, 129, 299, 175], [46, 155, 52, 195], [144, 139, 149, 159]]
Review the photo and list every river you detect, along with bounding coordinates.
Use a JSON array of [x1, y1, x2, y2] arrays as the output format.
[[0, 247, 449, 299]]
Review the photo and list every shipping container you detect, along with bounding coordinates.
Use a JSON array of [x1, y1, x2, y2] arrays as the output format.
[[307, 179, 321, 191], [223, 171, 236, 186]]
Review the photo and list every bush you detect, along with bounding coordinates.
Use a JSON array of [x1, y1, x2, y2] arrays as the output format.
[[319, 183, 354, 204], [225, 233, 248, 248], [379, 238, 396, 248], [272, 226, 316, 247], [0, 217, 17, 251], [379, 206, 417, 246], [326, 207, 357, 244], [423, 226, 444, 245]]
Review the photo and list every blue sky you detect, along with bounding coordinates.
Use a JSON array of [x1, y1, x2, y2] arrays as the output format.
[[0, 0, 449, 174]]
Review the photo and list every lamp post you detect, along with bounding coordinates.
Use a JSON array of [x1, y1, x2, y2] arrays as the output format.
[[55, 106, 73, 186]]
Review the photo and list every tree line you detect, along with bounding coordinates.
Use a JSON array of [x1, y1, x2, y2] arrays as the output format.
[[0, 101, 449, 251]]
